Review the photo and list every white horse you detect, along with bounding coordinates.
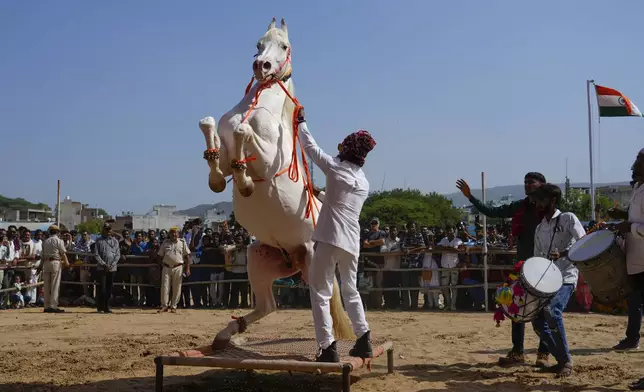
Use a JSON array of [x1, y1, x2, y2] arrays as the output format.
[[199, 18, 354, 348]]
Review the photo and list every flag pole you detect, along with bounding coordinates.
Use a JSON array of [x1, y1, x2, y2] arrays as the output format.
[[481, 171, 488, 311], [587, 79, 596, 221]]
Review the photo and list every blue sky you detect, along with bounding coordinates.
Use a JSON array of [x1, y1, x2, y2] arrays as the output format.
[[1, 1, 643, 214]]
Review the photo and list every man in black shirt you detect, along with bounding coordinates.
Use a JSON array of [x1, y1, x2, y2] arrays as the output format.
[[200, 235, 228, 308], [456, 172, 549, 368], [362, 218, 386, 309], [401, 221, 426, 310]]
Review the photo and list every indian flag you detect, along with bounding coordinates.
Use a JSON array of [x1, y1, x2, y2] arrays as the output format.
[[595, 85, 642, 117]]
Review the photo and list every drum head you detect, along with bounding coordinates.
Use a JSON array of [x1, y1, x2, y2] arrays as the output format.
[[521, 257, 563, 295], [568, 230, 615, 262]]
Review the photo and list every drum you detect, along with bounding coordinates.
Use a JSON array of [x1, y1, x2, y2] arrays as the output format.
[[568, 229, 631, 303], [499, 257, 563, 323]]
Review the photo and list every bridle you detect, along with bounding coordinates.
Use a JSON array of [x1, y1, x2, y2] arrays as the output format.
[[232, 47, 319, 226]]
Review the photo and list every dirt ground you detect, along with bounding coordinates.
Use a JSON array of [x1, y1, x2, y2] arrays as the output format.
[[0, 307, 641, 392]]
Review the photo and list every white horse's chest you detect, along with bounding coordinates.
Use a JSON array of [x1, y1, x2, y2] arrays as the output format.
[[219, 93, 284, 141]]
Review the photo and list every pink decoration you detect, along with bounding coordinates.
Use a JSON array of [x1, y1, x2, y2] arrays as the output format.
[[513, 284, 525, 297], [508, 303, 520, 315], [493, 308, 505, 327]]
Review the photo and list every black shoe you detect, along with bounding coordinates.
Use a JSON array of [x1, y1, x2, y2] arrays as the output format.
[[349, 331, 373, 359], [316, 341, 340, 363], [104, 309, 113, 314], [614, 339, 640, 351], [96, 309, 104, 313], [53, 308, 65, 313], [630, 377, 644, 390], [43, 308, 55, 313]]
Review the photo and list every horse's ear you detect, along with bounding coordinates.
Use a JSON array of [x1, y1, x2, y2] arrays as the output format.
[[280, 18, 288, 34], [267, 17, 276, 31]]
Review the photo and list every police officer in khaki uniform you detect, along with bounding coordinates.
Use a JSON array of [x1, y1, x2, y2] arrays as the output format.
[[158, 228, 190, 313], [41, 225, 70, 313]]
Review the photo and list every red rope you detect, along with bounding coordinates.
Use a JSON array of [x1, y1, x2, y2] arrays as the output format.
[[238, 71, 318, 226]]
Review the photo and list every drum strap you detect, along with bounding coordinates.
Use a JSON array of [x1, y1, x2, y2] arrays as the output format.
[[546, 215, 562, 258]]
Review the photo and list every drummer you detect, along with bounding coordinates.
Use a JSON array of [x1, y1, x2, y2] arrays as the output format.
[[609, 150, 644, 355], [456, 172, 550, 367], [611, 150, 644, 390], [532, 183, 585, 378]]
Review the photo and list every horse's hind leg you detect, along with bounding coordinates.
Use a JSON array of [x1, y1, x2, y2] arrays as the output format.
[[212, 242, 296, 349], [199, 116, 229, 193]]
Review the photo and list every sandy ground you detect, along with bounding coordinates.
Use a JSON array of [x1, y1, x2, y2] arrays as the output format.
[[0, 307, 641, 392]]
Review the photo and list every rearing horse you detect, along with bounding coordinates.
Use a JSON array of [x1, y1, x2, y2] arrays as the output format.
[[199, 18, 354, 347]]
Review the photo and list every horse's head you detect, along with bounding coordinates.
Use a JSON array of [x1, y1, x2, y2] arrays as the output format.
[[253, 18, 291, 82]]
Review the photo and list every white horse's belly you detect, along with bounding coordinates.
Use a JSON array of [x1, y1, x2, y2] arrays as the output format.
[[233, 179, 318, 250]]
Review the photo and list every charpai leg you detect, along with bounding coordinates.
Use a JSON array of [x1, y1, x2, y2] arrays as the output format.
[[387, 348, 394, 374], [155, 357, 163, 392], [342, 365, 351, 392]]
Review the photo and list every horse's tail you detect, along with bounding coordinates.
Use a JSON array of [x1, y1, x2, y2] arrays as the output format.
[[330, 276, 356, 340]]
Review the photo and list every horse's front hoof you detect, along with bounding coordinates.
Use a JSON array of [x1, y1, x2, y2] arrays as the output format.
[[199, 116, 216, 134], [209, 177, 227, 193], [211, 338, 230, 351], [238, 182, 255, 197]]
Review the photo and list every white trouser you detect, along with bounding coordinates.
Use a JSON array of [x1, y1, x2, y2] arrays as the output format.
[[161, 265, 183, 309], [209, 272, 225, 304], [25, 269, 39, 303], [43, 260, 62, 309], [441, 270, 459, 310], [309, 242, 369, 349]]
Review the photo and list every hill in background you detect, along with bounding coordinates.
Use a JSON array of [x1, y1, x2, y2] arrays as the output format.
[[445, 181, 630, 207], [175, 182, 631, 216], [175, 201, 233, 217]]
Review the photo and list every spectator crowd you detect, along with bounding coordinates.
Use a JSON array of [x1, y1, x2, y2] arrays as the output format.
[[0, 217, 599, 313]]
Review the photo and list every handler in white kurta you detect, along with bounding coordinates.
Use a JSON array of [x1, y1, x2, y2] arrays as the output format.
[[296, 107, 376, 363]]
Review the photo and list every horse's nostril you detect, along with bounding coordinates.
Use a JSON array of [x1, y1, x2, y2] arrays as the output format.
[[253, 61, 260, 71], [262, 61, 272, 71]]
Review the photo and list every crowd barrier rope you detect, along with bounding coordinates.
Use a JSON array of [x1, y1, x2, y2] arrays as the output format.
[[1, 247, 519, 309]]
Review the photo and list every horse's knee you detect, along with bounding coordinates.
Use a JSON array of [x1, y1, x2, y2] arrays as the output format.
[[233, 123, 253, 142]]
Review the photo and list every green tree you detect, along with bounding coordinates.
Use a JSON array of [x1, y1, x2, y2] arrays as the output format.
[[560, 188, 613, 221], [0, 194, 51, 211], [77, 218, 105, 234], [360, 188, 462, 228]]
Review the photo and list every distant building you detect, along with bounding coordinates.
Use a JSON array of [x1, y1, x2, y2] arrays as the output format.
[[81, 207, 108, 223], [598, 185, 632, 207], [59, 197, 84, 230], [489, 194, 514, 208], [570, 184, 633, 208], [203, 206, 229, 229], [112, 204, 197, 232], [59, 197, 109, 230], [2, 208, 52, 223]]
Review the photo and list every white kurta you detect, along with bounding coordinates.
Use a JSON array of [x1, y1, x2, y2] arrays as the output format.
[[626, 183, 644, 275], [298, 122, 368, 257], [533, 209, 585, 287], [298, 122, 370, 349]]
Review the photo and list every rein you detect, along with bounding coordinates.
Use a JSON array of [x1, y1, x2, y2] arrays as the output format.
[[234, 50, 319, 226]]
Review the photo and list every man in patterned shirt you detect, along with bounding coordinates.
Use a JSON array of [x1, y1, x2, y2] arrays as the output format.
[[401, 221, 426, 310]]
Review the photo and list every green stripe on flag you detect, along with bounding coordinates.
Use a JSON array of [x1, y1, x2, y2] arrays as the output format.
[[599, 106, 634, 117]]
